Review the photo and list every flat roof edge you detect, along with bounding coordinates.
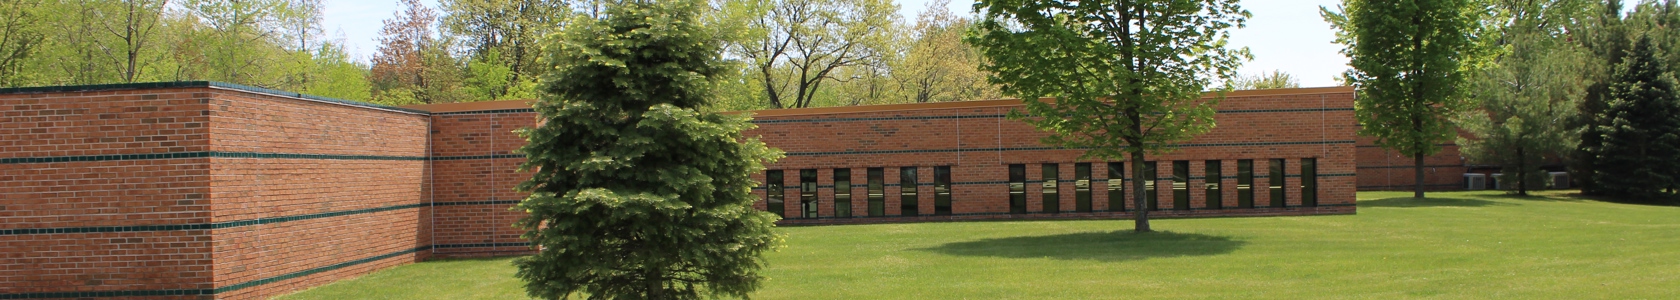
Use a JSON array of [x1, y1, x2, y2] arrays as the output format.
[[0, 81, 431, 115]]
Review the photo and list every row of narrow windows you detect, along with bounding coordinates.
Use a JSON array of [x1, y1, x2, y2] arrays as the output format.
[[764, 159, 1317, 218]]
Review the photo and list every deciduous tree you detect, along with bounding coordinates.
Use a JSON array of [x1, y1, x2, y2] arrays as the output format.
[[1458, 0, 1589, 196], [1325, 0, 1489, 198], [1227, 70, 1301, 90], [895, 0, 1000, 103], [512, 0, 782, 298], [723, 0, 900, 108], [969, 0, 1249, 232]]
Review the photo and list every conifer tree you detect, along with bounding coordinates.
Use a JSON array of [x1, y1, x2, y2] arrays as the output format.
[[511, 1, 783, 299], [1572, 0, 1628, 195], [1592, 34, 1680, 201]]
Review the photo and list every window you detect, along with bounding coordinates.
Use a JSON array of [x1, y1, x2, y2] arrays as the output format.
[[1144, 162, 1158, 211], [1075, 163, 1092, 212], [901, 167, 919, 216], [766, 170, 784, 217], [868, 168, 885, 216], [1302, 158, 1317, 207], [1173, 161, 1190, 211], [1206, 160, 1223, 210], [1008, 164, 1027, 214], [934, 166, 952, 215], [1042, 164, 1060, 213], [800, 169, 818, 219], [834, 169, 852, 218], [1238, 160, 1254, 208], [1270, 159, 1286, 207], [1107, 162, 1125, 212]]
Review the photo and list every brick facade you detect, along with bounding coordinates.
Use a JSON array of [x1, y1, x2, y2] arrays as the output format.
[[2, 83, 1456, 299], [1, 83, 432, 300], [745, 87, 1360, 224]]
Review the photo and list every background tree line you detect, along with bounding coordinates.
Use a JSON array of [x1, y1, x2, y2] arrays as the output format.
[[1323, 0, 1680, 203]]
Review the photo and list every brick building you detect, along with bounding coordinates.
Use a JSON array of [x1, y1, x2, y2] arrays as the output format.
[[2, 82, 1413, 299]]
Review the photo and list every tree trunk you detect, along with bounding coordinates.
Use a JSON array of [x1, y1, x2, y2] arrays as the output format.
[[1130, 149, 1150, 233], [1414, 153, 1425, 198], [1516, 148, 1528, 196]]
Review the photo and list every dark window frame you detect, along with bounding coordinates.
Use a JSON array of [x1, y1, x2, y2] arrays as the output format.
[[1042, 163, 1060, 213], [867, 168, 885, 216], [901, 166, 919, 216], [834, 169, 852, 218], [1107, 162, 1125, 212], [1008, 164, 1027, 214], [766, 170, 785, 217]]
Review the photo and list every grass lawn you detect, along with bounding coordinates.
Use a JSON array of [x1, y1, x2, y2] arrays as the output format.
[[276, 191, 1680, 299]]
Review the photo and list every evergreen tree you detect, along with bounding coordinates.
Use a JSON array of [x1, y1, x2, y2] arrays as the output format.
[[1592, 34, 1680, 202], [1572, 0, 1629, 195], [511, 1, 782, 299]]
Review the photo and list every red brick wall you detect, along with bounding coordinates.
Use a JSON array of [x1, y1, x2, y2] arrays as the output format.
[[0, 88, 214, 299], [1, 84, 1371, 299], [0, 84, 431, 300], [1354, 135, 1469, 191], [744, 89, 1360, 224], [427, 112, 534, 258], [204, 89, 430, 300]]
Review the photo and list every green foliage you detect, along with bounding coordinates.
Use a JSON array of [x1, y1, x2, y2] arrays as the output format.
[[440, 0, 568, 100], [1588, 34, 1680, 201], [0, 0, 46, 87], [1457, 0, 1589, 196], [1570, 0, 1630, 195], [1325, 0, 1490, 197], [512, 1, 782, 299], [721, 0, 901, 109], [1227, 70, 1301, 90], [969, 0, 1249, 231], [894, 0, 1000, 103]]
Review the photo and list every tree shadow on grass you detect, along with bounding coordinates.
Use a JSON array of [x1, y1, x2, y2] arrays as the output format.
[[915, 231, 1244, 262], [1358, 196, 1513, 208]]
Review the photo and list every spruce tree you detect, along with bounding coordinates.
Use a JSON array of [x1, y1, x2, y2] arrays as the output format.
[[1593, 34, 1680, 202], [511, 1, 783, 299], [1573, 0, 1628, 195]]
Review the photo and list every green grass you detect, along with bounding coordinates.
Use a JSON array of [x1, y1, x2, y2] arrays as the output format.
[[276, 191, 1680, 299]]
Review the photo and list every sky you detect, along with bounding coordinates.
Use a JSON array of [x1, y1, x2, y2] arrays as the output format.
[[318, 1, 1382, 88]]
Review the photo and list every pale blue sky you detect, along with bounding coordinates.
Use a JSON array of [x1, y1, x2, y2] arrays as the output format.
[[320, 0, 1617, 88]]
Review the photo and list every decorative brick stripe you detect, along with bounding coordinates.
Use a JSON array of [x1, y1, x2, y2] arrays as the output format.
[[753, 173, 1355, 190], [1356, 183, 1463, 189], [776, 203, 1359, 221], [1, 200, 519, 236], [784, 140, 1356, 156], [0, 151, 427, 164], [434, 200, 522, 206], [429, 154, 526, 161], [434, 108, 537, 116], [0, 289, 212, 299], [434, 242, 532, 249], [1356, 165, 1465, 169], [1357, 143, 1457, 148], [213, 246, 430, 293], [0, 143, 1355, 165], [749, 107, 1355, 124]]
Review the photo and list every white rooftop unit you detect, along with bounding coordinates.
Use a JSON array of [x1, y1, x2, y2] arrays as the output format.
[[1464, 173, 1487, 190], [1550, 172, 1570, 189]]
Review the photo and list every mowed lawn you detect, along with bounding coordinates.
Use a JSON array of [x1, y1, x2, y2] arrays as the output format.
[[277, 191, 1680, 299]]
